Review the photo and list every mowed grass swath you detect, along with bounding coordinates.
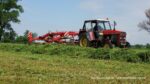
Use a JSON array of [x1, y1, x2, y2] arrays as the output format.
[[0, 43, 150, 63], [0, 43, 150, 84]]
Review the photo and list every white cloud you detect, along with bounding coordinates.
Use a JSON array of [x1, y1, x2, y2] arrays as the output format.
[[79, 0, 103, 13]]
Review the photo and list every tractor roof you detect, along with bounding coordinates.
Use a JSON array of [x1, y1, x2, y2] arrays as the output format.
[[85, 19, 109, 22]]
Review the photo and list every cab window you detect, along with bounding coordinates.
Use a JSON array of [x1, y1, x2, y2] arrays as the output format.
[[97, 22, 105, 31], [84, 22, 96, 31]]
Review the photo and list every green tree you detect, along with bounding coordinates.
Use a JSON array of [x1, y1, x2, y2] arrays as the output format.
[[0, 0, 23, 41], [138, 9, 150, 33], [1, 25, 17, 42], [146, 43, 150, 49], [24, 30, 37, 38], [15, 30, 29, 43], [16, 30, 38, 44], [15, 36, 26, 43]]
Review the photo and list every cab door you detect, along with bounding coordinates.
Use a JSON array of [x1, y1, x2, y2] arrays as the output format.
[[84, 22, 96, 41]]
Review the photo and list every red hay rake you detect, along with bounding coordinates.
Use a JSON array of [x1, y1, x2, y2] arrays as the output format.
[[28, 31, 79, 44]]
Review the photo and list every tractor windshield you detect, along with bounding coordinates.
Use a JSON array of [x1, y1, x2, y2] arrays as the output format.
[[83, 20, 112, 31], [97, 21, 111, 30]]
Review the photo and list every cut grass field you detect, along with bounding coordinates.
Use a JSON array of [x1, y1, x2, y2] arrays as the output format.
[[0, 43, 150, 84]]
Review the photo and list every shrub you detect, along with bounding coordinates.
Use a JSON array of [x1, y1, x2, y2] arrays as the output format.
[[15, 46, 24, 52], [146, 43, 150, 49], [133, 44, 145, 49], [89, 49, 111, 60], [126, 55, 141, 63], [137, 51, 150, 62], [31, 45, 47, 54], [111, 49, 139, 63], [15, 36, 27, 44]]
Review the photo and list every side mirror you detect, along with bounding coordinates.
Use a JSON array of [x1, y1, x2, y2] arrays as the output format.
[[113, 21, 117, 30]]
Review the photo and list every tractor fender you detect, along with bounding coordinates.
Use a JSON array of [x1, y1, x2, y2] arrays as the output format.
[[86, 31, 95, 41]]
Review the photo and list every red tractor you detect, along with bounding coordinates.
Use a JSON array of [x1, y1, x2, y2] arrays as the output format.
[[79, 19, 130, 48], [28, 19, 130, 48]]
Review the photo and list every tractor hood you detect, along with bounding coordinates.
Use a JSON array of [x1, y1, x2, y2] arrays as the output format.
[[101, 30, 125, 35]]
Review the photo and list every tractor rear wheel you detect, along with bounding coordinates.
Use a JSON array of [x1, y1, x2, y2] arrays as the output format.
[[79, 35, 90, 47]]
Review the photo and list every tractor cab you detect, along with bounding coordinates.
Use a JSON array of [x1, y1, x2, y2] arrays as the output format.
[[83, 19, 112, 31], [79, 19, 130, 48]]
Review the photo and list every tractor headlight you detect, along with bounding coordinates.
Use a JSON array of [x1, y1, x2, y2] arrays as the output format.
[[120, 36, 126, 39], [99, 33, 103, 35]]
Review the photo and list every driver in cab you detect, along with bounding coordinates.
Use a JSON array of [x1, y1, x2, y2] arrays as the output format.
[[94, 24, 103, 39]]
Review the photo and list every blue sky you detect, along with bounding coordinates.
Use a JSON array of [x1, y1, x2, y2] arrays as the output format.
[[13, 0, 150, 44]]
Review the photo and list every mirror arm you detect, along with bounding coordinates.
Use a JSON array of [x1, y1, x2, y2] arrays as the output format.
[[113, 21, 116, 30]]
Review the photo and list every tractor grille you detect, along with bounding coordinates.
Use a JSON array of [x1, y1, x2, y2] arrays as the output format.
[[120, 32, 126, 45]]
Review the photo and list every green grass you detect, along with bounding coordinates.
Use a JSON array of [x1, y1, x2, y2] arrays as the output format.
[[0, 43, 150, 63], [0, 43, 150, 84]]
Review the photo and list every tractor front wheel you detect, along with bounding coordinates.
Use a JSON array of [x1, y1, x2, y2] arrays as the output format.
[[103, 42, 113, 48]]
